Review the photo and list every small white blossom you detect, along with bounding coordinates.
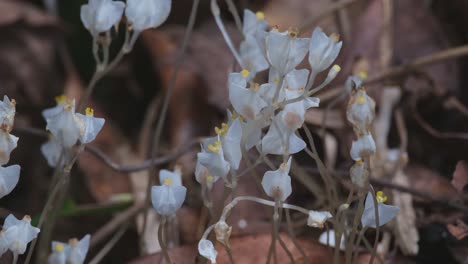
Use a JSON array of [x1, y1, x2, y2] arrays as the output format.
[[0, 130, 18, 166], [49, 234, 90, 264], [67, 235, 91, 264], [266, 29, 309, 76], [125, 0, 171, 32], [346, 88, 375, 135], [198, 239, 217, 264], [240, 35, 269, 77], [261, 113, 306, 155], [308, 27, 342, 73], [42, 96, 80, 148], [228, 70, 267, 120], [242, 10, 268, 37], [261, 157, 292, 201], [307, 210, 332, 228], [0, 165, 20, 199], [0, 96, 16, 132], [350, 134, 376, 161], [345, 75, 363, 92], [3, 214, 40, 255], [151, 169, 187, 216], [319, 229, 345, 250], [76, 107, 105, 144], [198, 136, 231, 180], [361, 191, 400, 228], [80, 0, 125, 37]]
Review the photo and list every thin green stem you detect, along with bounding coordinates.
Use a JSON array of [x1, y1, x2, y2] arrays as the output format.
[[158, 217, 173, 264]]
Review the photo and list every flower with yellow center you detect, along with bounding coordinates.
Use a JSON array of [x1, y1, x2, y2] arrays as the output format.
[[376, 191, 388, 203], [152, 169, 187, 216], [309, 27, 343, 74], [361, 191, 399, 228]]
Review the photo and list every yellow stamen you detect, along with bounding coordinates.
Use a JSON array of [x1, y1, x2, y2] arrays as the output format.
[[357, 96, 365, 104], [163, 178, 173, 185], [208, 141, 222, 153], [206, 175, 214, 183], [256, 11, 265, 20], [85, 107, 94, 116], [356, 159, 363, 165], [55, 95, 67, 104], [332, 64, 341, 72], [358, 71, 368, 80], [274, 77, 279, 84], [55, 243, 65, 252], [280, 162, 288, 170], [214, 123, 229, 136], [288, 27, 299, 38], [241, 69, 250, 78], [330, 33, 340, 42], [376, 191, 388, 203], [231, 111, 245, 122]]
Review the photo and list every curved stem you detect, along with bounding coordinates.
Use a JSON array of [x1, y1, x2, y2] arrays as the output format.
[[158, 217, 173, 264]]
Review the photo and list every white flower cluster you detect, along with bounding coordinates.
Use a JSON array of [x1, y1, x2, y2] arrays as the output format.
[[345, 77, 399, 228], [41, 95, 105, 168], [81, 0, 171, 46], [196, 10, 342, 199], [197, 10, 341, 263], [48, 234, 90, 264], [0, 96, 20, 199], [0, 214, 40, 259]]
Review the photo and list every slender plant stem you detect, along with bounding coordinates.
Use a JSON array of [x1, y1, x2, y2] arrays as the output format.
[[286, 209, 308, 264], [89, 224, 129, 264], [158, 217, 173, 264]]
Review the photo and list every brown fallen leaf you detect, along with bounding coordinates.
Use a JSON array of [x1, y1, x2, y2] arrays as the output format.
[[451, 161, 468, 193], [447, 219, 468, 240]]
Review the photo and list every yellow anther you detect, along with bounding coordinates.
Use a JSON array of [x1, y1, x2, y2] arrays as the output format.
[[358, 71, 368, 80], [332, 64, 341, 72], [288, 27, 299, 38], [250, 83, 260, 90], [206, 175, 214, 183], [241, 69, 250, 78], [163, 178, 173, 185], [69, 238, 79, 247], [330, 33, 340, 42], [256, 11, 265, 20], [208, 141, 222, 153], [231, 111, 245, 122], [55, 95, 68, 104], [85, 107, 94, 116], [356, 159, 363, 165], [357, 96, 365, 104], [280, 162, 288, 170], [215, 123, 229, 136], [274, 77, 279, 84], [55, 243, 65, 252], [376, 191, 388, 203]]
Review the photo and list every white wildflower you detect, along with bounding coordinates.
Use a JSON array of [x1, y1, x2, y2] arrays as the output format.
[[151, 169, 187, 216], [80, 0, 125, 37], [308, 27, 342, 74], [261, 157, 293, 201], [361, 191, 400, 228]]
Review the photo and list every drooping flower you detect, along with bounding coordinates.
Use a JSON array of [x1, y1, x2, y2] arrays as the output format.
[[80, 0, 125, 37], [350, 134, 376, 161], [349, 159, 369, 189], [67, 235, 91, 264], [214, 220, 232, 247], [307, 210, 332, 228], [361, 191, 399, 228], [228, 70, 268, 120], [0, 165, 20, 199], [265, 28, 309, 76], [261, 113, 306, 155], [308, 27, 342, 74], [41, 135, 68, 168], [75, 107, 105, 144], [48, 234, 91, 264], [347, 88, 376, 135], [197, 136, 231, 180], [0, 130, 18, 166], [0, 96, 16, 133], [3, 214, 40, 256], [42, 96, 80, 148], [125, 0, 172, 32], [195, 161, 220, 190], [261, 157, 293, 201], [151, 169, 187, 216], [198, 239, 217, 264]]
